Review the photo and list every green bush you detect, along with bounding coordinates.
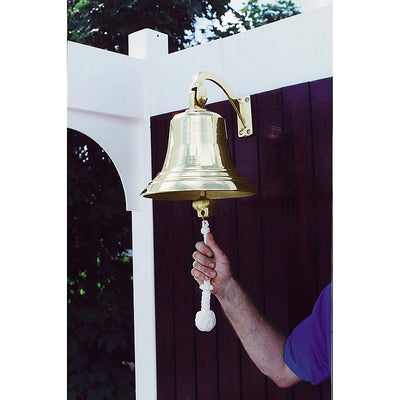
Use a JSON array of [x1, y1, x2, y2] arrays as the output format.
[[68, 129, 134, 399]]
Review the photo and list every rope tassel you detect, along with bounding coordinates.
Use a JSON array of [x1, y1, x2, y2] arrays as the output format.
[[195, 220, 216, 332]]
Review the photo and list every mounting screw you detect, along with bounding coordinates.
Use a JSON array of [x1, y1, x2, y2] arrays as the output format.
[[245, 97, 250, 102]]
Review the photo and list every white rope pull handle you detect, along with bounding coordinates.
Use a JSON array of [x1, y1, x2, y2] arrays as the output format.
[[195, 220, 216, 332]]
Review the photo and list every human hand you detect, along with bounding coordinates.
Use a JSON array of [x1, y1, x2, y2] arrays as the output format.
[[191, 233, 233, 298]]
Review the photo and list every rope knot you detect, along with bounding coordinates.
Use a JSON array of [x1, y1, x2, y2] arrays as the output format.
[[195, 309, 216, 332], [199, 280, 214, 291], [201, 219, 210, 237]]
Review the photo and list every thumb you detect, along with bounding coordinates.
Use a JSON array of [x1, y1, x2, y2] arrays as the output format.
[[205, 233, 225, 258]]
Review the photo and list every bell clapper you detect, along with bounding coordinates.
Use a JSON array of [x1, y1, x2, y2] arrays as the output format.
[[195, 218, 216, 332], [192, 191, 215, 218]]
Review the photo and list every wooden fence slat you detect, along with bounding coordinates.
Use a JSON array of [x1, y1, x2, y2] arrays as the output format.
[[255, 88, 293, 400], [282, 83, 320, 400], [257, 88, 291, 332], [310, 78, 333, 400], [282, 83, 318, 324], [152, 114, 177, 400], [310, 78, 333, 293], [174, 201, 197, 400], [320, 378, 332, 400], [234, 96, 267, 400]]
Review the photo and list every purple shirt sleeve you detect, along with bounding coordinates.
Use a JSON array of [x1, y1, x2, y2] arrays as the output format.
[[283, 283, 332, 385]]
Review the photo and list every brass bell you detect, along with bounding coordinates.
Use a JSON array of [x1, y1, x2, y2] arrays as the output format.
[[140, 71, 257, 217]]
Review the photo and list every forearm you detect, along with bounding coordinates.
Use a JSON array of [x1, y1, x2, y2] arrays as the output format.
[[216, 278, 297, 388], [191, 234, 300, 387]]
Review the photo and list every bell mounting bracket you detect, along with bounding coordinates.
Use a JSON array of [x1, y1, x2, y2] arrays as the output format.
[[189, 71, 253, 138]]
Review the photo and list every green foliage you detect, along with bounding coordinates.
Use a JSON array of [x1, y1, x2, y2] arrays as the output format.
[[68, 0, 301, 54], [210, 0, 301, 40], [68, 129, 134, 399], [242, 0, 301, 29], [67, 0, 231, 53]]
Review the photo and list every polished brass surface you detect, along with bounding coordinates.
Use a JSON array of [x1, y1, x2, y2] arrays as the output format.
[[140, 71, 257, 205], [192, 195, 215, 218], [190, 71, 253, 137], [140, 107, 257, 201], [237, 96, 253, 137]]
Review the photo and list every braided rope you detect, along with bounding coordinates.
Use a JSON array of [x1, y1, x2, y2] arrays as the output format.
[[195, 220, 216, 332]]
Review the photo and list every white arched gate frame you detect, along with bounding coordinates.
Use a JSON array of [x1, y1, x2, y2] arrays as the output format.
[[67, 5, 332, 399]]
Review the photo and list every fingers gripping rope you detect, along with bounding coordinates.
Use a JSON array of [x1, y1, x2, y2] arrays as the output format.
[[195, 220, 216, 332]]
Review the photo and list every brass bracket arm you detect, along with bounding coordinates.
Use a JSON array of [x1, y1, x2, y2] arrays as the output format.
[[189, 71, 253, 137]]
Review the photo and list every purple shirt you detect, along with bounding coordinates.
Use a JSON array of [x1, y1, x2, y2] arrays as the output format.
[[284, 283, 332, 385]]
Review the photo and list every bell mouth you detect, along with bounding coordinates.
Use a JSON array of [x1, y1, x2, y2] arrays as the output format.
[[140, 171, 257, 201], [141, 189, 256, 201]]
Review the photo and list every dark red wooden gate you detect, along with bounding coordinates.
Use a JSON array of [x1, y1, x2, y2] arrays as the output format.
[[151, 77, 332, 400]]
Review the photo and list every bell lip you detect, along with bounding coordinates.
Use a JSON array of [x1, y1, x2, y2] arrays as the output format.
[[140, 170, 257, 200], [140, 187, 257, 201]]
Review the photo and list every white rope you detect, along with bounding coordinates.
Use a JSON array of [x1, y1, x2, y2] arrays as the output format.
[[195, 219, 216, 332]]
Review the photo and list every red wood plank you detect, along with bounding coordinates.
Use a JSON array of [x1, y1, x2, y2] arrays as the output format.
[[256, 88, 291, 333], [282, 83, 320, 400], [310, 78, 333, 400], [154, 204, 177, 400], [152, 113, 177, 400], [320, 379, 332, 400], [173, 201, 197, 400], [234, 96, 267, 400], [254, 88, 293, 400], [310, 78, 333, 293], [282, 82, 318, 324], [151, 112, 174, 177]]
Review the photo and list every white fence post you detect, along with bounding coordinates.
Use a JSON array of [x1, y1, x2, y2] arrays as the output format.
[[128, 29, 168, 400]]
